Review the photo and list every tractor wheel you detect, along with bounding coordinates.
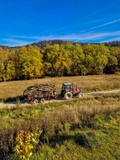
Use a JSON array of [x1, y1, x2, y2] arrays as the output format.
[[33, 99, 39, 104], [64, 92, 73, 100], [40, 98, 45, 104], [77, 93, 83, 98]]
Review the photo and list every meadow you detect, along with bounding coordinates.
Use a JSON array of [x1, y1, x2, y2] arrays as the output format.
[[0, 74, 120, 101], [0, 74, 120, 160]]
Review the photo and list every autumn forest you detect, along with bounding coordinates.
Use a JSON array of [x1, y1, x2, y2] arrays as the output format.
[[0, 41, 120, 81]]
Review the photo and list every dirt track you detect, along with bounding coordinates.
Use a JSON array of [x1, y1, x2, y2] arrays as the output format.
[[0, 89, 120, 109]]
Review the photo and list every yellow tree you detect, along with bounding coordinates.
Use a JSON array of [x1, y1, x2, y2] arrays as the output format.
[[43, 44, 60, 76], [6, 59, 15, 80], [93, 44, 109, 74], [104, 47, 118, 73], [0, 47, 8, 81], [18, 46, 44, 79], [70, 43, 85, 75], [84, 44, 109, 74], [53, 50, 72, 76], [83, 44, 96, 74], [43, 43, 73, 76], [0, 48, 16, 81]]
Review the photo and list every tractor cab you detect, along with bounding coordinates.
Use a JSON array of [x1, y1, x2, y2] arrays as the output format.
[[61, 82, 82, 99], [61, 82, 73, 93]]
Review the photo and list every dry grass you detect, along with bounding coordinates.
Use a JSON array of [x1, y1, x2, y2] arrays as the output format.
[[0, 74, 120, 100], [0, 94, 120, 159]]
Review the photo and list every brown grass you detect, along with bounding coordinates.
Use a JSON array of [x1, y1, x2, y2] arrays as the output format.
[[0, 74, 120, 100]]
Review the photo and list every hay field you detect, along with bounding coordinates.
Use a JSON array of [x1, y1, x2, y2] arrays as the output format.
[[0, 74, 120, 100]]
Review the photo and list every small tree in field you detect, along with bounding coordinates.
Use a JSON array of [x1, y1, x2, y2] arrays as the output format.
[[14, 130, 42, 160]]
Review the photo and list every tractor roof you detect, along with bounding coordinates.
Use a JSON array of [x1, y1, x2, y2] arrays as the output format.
[[62, 82, 73, 86]]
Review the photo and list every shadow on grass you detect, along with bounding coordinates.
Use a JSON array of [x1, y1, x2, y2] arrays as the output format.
[[5, 95, 24, 103], [39, 132, 93, 150]]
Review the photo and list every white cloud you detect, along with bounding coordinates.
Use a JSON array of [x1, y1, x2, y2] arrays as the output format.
[[1, 30, 120, 46], [0, 38, 32, 46], [90, 18, 120, 30]]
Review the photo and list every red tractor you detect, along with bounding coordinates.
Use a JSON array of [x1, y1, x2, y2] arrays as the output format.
[[60, 82, 83, 100], [23, 82, 83, 103]]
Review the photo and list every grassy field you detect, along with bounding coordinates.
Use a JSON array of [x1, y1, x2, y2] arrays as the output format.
[[0, 74, 120, 101], [0, 75, 120, 160], [0, 97, 120, 160]]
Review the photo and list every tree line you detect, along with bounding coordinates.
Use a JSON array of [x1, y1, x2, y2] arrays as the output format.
[[0, 42, 120, 81]]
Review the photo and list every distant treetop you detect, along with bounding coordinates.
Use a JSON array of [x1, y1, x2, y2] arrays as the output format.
[[1, 40, 120, 49]]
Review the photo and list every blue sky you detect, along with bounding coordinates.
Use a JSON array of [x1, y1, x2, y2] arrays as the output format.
[[0, 0, 120, 46]]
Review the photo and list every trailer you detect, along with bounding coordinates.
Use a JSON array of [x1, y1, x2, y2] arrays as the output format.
[[23, 84, 56, 103], [23, 82, 83, 103]]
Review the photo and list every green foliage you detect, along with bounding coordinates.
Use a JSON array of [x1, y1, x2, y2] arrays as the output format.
[[0, 97, 120, 160], [30, 109, 120, 160]]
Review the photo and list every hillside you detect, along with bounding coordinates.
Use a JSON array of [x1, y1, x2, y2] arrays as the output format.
[[1, 40, 120, 48], [31, 40, 120, 48]]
